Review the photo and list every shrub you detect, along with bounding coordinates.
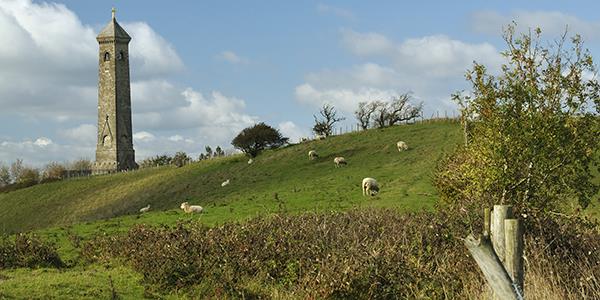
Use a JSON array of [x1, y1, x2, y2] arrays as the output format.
[[0, 233, 63, 269], [232, 123, 288, 158]]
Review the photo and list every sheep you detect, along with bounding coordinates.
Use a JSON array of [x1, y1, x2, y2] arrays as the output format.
[[180, 202, 203, 213], [221, 179, 230, 187], [397, 141, 408, 152], [333, 157, 347, 167], [248, 158, 253, 165], [139, 204, 150, 213], [308, 150, 319, 160], [362, 177, 380, 196]]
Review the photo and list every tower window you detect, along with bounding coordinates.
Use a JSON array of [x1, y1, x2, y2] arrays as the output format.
[[104, 52, 110, 61], [118, 51, 124, 60]]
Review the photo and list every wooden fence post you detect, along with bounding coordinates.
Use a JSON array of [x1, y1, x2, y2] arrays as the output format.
[[491, 205, 513, 263], [505, 219, 524, 295], [464, 206, 524, 300]]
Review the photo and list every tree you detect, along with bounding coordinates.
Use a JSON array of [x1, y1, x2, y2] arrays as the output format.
[[204, 146, 213, 158], [0, 163, 10, 187], [385, 94, 423, 126], [172, 152, 191, 167], [355, 101, 378, 130], [215, 146, 225, 157], [42, 162, 66, 181], [435, 25, 600, 216], [70, 158, 92, 171], [371, 101, 388, 128], [232, 122, 289, 158], [9, 159, 24, 183], [313, 104, 345, 136], [18, 167, 40, 185]]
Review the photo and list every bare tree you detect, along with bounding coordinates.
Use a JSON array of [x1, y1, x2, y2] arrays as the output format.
[[312, 104, 345, 137], [9, 159, 24, 183], [386, 94, 423, 126], [372, 101, 388, 128], [355, 101, 378, 130], [0, 163, 10, 187]]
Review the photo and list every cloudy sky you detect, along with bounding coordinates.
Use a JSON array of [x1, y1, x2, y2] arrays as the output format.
[[1, 0, 600, 166]]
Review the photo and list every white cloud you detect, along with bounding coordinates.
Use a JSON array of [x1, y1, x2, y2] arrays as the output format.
[[278, 121, 311, 143], [0, 1, 258, 166], [33, 137, 53, 147], [317, 4, 354, 20], [471, 10, 600, 40], [216, 50, 248, 64], [133, 131, 155, 142], [168, 135, 184, 142], [124, 22, 184, 78], [297, 30, 503, 115], [59, 124, 96, 145], [340, 29, 394, 56]]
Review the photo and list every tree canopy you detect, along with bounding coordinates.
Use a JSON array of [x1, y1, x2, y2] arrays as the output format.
[[232, 122, 289, 158], [436, 25, 600, 216]]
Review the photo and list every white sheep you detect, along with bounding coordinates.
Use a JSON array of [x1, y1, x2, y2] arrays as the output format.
[[139, 204, 150, 213], [333, 157, 347, 167], [397, 141, 408, 152], [180, 202, 203, 213], [308, 150, 319, 160], [362, 177, 380, 196], [248, 158, 253, 165], [221, 179, 230, 187]]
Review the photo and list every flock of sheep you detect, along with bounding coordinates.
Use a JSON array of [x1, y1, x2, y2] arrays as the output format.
[[306, 139, 409, 197], [139, 139, 409, 215]]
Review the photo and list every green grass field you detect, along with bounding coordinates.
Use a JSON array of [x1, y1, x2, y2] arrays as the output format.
[[0, 121, 462, 235], [1, 121, 597, 299]]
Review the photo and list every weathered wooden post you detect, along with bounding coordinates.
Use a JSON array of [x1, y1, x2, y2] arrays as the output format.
[[505, 219, 524, 294], [491, 205, 513, 264], [464, 205, 524, 300]]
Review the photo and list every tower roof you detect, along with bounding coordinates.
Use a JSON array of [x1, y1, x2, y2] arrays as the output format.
[[97, 8, 131, 41]]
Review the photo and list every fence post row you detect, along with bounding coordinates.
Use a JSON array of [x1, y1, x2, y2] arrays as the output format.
[[464, 205, 524, 300]]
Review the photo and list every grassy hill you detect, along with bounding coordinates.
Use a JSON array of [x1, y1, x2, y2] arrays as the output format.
[[0, 121, 461, 234]]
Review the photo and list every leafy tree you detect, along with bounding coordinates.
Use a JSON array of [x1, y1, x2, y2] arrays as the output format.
[[355, 101, 378, 130], [215, 146, 224, 157], [232, 122, 288, 157], [205, 146, 213, 158], [172, 152, 191, 167], [70, 158, 92, 171], [17, 167, 40, 185], [436, 25, 600, 216], [313, 104, 345, 136], [42, 162, 66, 181]]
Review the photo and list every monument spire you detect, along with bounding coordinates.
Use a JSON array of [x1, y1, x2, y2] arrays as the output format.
[[93, 9, 137, 174]]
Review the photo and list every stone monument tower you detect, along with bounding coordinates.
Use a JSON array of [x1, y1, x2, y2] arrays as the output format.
[[93, 8, 137, 174]]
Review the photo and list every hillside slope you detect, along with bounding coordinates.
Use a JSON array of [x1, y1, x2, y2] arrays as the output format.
[[0, 121, 461, 233]]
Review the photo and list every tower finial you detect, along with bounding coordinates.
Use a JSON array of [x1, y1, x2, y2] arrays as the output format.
[[112, 7, 116, 19]]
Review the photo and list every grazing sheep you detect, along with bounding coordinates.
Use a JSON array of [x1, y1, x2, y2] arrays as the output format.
[[139, 204, 150, 213], [180, 202, 203, 213], [315, 134, 326, 140], [397, 141, 408, 152], [221, 179, 230, 187], [333, 157, 347, 167], [248, 158, 253, 165], [362, 177, 380, 196], [308, 150, 319, 160]]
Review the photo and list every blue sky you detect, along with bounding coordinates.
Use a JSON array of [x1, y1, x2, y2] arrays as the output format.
[[2, 0, 600, 166]]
